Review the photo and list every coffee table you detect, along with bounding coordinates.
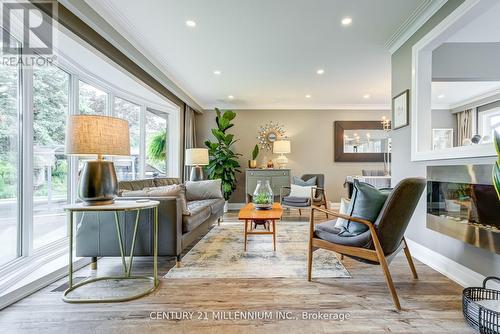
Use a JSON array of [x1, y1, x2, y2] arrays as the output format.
[[238, 202, 283, 251]]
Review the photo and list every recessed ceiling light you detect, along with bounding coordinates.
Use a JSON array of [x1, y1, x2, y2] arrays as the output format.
[[341, 17, 352, 26], [213, 70, 221, 75], [228, 95, 234, 99], [316, 69, 325, 75], [363, 94, 371, 99], [185, 20, 197, 27], [438, 94, 445, 99], [305, 94, 312, 98]]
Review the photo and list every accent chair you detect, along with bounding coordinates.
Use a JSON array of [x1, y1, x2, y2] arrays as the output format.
[[280, 174, 329, 216]]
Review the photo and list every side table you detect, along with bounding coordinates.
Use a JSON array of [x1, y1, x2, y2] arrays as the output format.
[[62, 200, 160, 303]]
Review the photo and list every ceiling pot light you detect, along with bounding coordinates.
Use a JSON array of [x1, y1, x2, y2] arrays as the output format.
[[363, 94, 371, 99], [228, 95, 234, 99], [316, 69, 325, 75], [213, 70, 221, 75], [305, 94, 311, 98], [185, 20, 197, 27], [341, 17, 352, 26], [438, 94, 445, 99]]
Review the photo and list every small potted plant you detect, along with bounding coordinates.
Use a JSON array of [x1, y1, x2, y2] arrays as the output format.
[[252, 180, 273, 210], [248, 144, 259, 168]]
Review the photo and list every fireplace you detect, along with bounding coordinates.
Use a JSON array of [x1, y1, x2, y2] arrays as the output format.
[[427, 164, 500, 254]]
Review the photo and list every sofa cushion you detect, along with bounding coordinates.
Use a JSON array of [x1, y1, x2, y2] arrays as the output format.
[[121, 190, 149, 197], [154, 177, 181, 187], [185, 179, 223, 201], [292, 176, 317, 186], [189, 198, 225, 215], [144, 184, 189, 216], [183, 201, 211, 233], [338, 180, 389, 235]]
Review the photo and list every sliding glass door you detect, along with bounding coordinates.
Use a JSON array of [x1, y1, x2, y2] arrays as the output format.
[[32, 65, 70, 249], [0, 41, 20, 266]]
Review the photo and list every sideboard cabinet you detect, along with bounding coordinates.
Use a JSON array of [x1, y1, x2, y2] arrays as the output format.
[[245, 169, 291, 203]]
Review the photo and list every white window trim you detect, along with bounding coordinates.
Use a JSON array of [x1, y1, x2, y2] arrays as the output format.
[[410, 0, 497, 161]]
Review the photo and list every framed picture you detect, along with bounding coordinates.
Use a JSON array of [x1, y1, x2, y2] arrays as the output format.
[[432, 128, 454, 150], [392, 90, 409, 130]]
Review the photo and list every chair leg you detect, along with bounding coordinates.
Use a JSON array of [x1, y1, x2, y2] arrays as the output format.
[[307, 238, 313, 282], [372, 232, 401, 310], [340, 254, 344, 261], [299, 209, 302, 216], [403, 238, 418, 279], [176, 255, 181, 268]]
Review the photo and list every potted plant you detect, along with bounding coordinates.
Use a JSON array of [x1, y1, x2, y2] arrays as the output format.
[[493, 130, 500, 200], [204, 108, 241, 211], [249, 144, 259, 168]]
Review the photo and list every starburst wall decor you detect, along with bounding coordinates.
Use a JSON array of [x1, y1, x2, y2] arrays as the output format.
[[257, 121, 286, 150]]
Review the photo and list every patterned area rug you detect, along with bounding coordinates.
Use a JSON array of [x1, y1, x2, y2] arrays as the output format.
[[165, 221, 351, 279]]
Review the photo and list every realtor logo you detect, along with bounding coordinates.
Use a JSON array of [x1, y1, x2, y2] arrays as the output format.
[[2, 0, 55, 55]]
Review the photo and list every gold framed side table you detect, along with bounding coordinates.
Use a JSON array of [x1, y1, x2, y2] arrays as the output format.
[[62, 200, 160, 303]]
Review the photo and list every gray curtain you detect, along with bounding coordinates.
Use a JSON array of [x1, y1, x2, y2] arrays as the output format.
[[184, 105, 197, 181], [457, 109, 473, 146]]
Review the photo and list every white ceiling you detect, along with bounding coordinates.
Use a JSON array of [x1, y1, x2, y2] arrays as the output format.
[[85, 0, 430, 109], [432, 81, 500, 109]]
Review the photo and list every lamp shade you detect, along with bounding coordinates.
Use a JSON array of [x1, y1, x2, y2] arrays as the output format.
[[273, 140, 291, 154], [65, 115, 130, 156], [185, 148, 209, 166]]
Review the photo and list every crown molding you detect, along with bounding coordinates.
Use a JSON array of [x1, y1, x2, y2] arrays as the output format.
[[203, 104, 391, 111], [385, 0, 448, 54]]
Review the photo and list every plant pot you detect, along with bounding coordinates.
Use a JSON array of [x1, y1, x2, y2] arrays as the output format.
[[248, 160, 257, 168]]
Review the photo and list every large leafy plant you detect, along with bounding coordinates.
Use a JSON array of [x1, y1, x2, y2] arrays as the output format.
[[204, 108, 241, 200], [493, 130, 500, 200]]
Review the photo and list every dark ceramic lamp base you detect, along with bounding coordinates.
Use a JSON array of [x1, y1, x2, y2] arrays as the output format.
[[78, 160, 118, 206]]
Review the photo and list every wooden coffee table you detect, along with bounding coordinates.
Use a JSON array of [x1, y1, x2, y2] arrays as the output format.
[[238, 203, 283, 251]]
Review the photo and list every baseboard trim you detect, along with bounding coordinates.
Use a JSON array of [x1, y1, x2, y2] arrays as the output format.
[[227, 203, 245, 210], [405, 238, 485, 288]]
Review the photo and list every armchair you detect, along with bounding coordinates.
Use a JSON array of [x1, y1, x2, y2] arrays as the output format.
[[307, 177, 425, 310], [280, 174, 328, 216]]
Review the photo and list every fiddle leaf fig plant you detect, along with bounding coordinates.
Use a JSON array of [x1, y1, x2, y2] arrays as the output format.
[[204, 108, 241, 201], [493, 130, 500, 200]]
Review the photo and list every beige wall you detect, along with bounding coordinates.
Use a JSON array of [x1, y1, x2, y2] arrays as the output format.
[[196, 109, 389, 203]]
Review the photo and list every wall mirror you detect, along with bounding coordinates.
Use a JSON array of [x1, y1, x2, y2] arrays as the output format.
[[412, 0, 499, 161], [334, 121, 390, 162]]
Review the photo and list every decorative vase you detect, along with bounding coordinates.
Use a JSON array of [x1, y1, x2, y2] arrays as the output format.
[[248, 160, 257, 168], [252, 180, 273, 210]]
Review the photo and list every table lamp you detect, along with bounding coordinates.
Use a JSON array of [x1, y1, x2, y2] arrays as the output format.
[[273, 140, 291, 169], [65, 115, 130, 206], [185, 148, 209, 181]]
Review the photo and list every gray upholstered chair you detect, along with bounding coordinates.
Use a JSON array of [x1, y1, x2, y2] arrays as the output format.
[[280, 174, 328, 216], [307, 177, 426, 310]]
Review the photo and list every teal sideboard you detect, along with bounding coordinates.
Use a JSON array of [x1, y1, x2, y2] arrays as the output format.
[[245, 169, 291, 203]]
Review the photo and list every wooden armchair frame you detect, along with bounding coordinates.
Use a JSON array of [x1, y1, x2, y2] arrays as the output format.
[[307, 205, 418, 311]]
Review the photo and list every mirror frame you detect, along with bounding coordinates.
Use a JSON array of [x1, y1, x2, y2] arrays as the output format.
[[334, 121, 388, 162]]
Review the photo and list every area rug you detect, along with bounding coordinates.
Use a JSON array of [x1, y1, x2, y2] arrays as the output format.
[[165, 221, 351, 279]]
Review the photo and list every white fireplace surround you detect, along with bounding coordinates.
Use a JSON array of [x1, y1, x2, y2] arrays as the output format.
[[410, 0, 497, 161]]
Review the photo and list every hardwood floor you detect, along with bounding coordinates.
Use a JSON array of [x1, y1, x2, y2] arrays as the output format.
[[0, 210, 472, 333]]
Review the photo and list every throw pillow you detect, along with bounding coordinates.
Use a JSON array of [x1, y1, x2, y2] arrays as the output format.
[[121, 189, 149, 197], [334, 197, 351, 227], [143, 184, 190, 216], [288, 184, 316, 198], [292, 176, 317, 187], [185, 179, 223, 201], [339, 180, 389, 235]]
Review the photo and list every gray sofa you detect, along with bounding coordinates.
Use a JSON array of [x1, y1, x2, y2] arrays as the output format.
[[75, 177, 224, 264]]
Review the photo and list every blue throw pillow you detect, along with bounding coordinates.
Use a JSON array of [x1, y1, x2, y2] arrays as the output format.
[[292, 176, 317, 186], [338, 180, 390, 235]]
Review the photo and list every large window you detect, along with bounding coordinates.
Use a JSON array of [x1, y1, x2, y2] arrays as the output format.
[[479, 108, 500, 140], [0, 41, 20, 267], [146, 109, 168, 178], [79, 81, 107, 115], [32, 66, 70, 249], [114, 97, 140, 180]]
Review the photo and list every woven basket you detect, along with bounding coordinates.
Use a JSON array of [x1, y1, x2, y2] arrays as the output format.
[[463, 276, 500, 334]]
